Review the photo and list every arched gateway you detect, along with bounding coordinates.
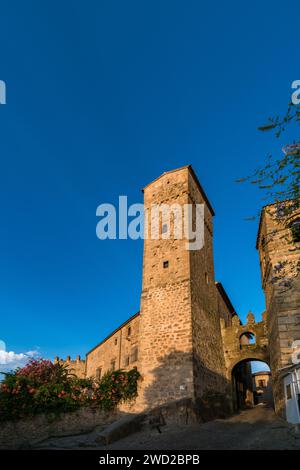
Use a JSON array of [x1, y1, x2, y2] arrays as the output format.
[[221, 311, 270, 372], [221, 311, 271, 411], [59, 166, 299, 423]]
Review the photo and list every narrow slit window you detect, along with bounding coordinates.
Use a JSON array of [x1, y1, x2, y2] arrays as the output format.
[[162, 223, 168, 234]]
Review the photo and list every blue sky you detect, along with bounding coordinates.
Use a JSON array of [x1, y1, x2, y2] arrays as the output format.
[[0, 1, 298, 370]]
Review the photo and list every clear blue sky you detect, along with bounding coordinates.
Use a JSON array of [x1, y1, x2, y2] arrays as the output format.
[[0, 1, 299, 365]]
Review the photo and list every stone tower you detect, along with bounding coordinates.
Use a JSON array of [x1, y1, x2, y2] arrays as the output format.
[[257, 202, 300, 415], [137, 166, 229, 415]]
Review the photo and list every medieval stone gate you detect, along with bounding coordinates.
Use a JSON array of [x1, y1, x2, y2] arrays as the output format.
[[221, 311, 270, 410], [59, 166, 299, 421]]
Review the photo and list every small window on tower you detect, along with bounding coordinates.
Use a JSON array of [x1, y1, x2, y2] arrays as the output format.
[[114, 338, 118, 346], [163, 260, 169, 269], [127, 326, 131, 337]]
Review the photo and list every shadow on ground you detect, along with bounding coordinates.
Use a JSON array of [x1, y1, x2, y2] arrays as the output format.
[[35, 406, 300, 450]]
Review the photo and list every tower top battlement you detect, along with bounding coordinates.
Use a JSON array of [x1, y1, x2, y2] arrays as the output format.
[[142, 165, 215, 216]]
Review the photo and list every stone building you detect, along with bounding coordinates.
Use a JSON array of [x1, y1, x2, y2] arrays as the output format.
[[252, 371, 273, 406], [85, 312, 140, 379], [56, 165, 300, 421], [256, 201, 300, 416]]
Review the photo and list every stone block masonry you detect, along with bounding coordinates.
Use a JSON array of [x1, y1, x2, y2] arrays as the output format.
[[136, 166, 234, 413], [257, 203, 300, 417], [58, 165, 300, 422]]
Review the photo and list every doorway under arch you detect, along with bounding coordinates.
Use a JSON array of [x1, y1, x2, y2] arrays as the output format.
[[231, 359, 273, 412]]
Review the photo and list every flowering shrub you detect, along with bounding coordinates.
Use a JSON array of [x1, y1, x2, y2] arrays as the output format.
[[95, 369, 140, 411], [0, 359, 140, 422]]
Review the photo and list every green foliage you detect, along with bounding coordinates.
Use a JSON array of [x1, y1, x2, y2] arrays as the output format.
[[236, 99, 300, 287], [257, 102, 300, 138], [95, 369, 140, 411], [0, 359, 140, 422], [238, 101, 300, 219]]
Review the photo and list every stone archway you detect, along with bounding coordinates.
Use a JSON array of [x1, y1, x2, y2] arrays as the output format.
[[228, 352, 270, 374], [221, 311, 271, 412], [230, 357, 272, 412], [221, 311, 270, 375]]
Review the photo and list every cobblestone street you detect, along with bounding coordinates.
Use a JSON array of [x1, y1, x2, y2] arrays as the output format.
[[102, 406, 300, 450], [36, 405, 300, 450]]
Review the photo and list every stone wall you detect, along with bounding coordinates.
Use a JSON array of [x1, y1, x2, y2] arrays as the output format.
[[216, 282, 235, 328], [221, 312, 269, 375], [0, 407, 120, 449], [266, 275, 300, 416], [188, 171, 230, 411], [58, 315, 140, 381], [252, 371, 273, 405], [257, 204, 300, 417], [220, 311, 269, 412], [136, 166, 237, 416], [137, 167, 194, 411], [54, 355, 86, 379], [55, 166, 283, 420], [86, 313, 140, 379]]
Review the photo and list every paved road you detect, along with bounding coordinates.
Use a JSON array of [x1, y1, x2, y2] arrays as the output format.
[[100, 405, 300, 450], [35, 405, 300, 450]]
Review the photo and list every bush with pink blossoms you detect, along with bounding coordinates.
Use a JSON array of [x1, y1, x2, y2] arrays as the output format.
[[0, 359, 140, 422]]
